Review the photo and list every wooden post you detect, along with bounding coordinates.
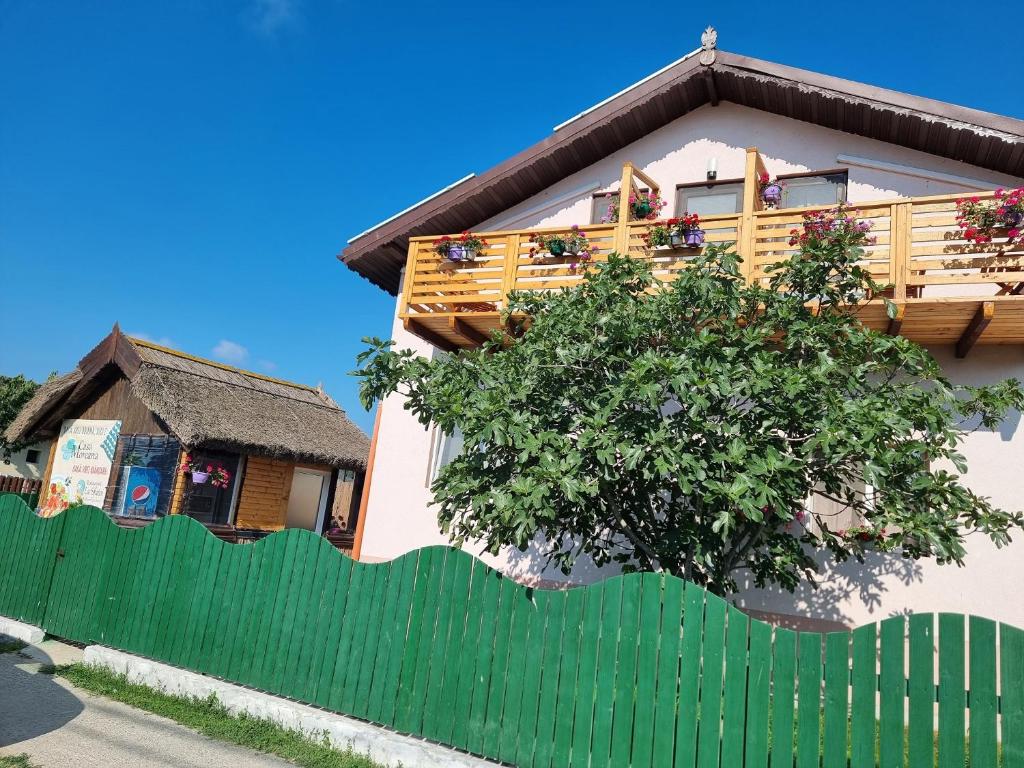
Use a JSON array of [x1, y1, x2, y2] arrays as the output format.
[[36, 440, 58, 514], [890, 202, 910, 302], [169, 446, 187, 515], [400, 241, 420, 317], [351, 403, 383, 562], [613, 163, 636, 254], [739, 147, 765, 285], [500, 233, 521, 306]]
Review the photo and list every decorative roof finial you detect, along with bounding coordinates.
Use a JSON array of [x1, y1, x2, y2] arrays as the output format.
[[699, 26, 717, 66]]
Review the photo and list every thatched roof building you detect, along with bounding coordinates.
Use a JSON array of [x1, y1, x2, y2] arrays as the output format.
[[7, 327, 369, 470]]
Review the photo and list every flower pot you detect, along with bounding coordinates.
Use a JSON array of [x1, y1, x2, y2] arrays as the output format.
[[761, 183, 783, 207], [191, 471, 209, 484], [446, 246, 477, 262], [632, 201, 652, 219], [548, 241, 567, 257], [669, 232, 685, 248], [684, 228, 706, 248], [1003, 211, 1024, 229]]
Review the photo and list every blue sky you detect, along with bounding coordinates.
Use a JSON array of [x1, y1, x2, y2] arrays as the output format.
[[1, 0, 1018, 433]]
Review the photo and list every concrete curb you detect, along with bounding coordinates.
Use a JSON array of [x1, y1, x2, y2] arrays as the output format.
[[82, 645, 502, 768], [0, 615, 45, 645]]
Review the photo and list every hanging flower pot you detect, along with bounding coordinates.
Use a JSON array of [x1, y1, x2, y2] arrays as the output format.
[[632, 200, 652, 219], [447, 246, 477, 262], [761, 183, 783, 207], [1004, 210, 1024, 229], [433, 231, 487, 262], [530, 228, 595, 261], [684, 228, 706, 248], [191, 471, 210, 484]]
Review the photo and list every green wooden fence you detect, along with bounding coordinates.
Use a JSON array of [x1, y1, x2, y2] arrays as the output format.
[[1, 495, 1022, 767]]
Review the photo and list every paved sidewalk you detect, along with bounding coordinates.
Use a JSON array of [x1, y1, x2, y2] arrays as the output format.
[[0, 639, 293, 768]]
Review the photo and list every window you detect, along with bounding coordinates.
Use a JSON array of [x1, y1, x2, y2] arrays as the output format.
[[590, 189, 652, 224], [780, 171, 848, 208], [25, 449, 41, 465], [675, 180, 744, 216], [180, 448, 242, 525], [591, 193, 617, 224], [429, 425, 465, 483], [108, 435, 181, 518]]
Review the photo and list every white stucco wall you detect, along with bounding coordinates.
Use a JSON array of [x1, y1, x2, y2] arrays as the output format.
[[0, 441, 50, 480], [359, 102, 1024, 624], [737, 345, 1024, 629]]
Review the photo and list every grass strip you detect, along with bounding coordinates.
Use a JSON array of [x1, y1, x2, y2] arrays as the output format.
[[0, 756, 40, 768], [56, 663, 389, 768]]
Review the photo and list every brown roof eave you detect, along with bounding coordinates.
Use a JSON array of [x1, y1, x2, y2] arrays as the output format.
[[716, 53, 1024, 138]]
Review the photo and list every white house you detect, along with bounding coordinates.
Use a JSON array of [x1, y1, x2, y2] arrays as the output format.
[[339, 31, 1024, 631], [0, 442, 50, 481]]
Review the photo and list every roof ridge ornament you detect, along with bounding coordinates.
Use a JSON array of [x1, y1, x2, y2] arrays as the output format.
[[699, 26, 717, 66]]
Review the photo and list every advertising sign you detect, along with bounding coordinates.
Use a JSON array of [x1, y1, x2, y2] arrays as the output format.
[[41, 419, 121, 516]]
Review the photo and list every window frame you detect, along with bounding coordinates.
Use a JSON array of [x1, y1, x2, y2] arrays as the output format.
[[25, 448, 41, 465], [674, 178, 745, 217], [776, 168, 849, 208], [590, 187, 652, 225], [179, 448, 244, 526]]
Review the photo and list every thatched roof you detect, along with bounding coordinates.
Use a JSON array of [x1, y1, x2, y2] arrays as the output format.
[[3, 371, 83, 443], [5, 330, 370, 470]]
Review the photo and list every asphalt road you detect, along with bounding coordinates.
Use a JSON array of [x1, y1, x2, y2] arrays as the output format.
[[0, 639, 292, 768]]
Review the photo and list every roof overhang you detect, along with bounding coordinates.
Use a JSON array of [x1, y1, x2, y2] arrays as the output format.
[[339, 49, 1024, 295]]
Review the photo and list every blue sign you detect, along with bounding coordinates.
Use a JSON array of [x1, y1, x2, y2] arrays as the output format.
[[120, 466, 162, 518]]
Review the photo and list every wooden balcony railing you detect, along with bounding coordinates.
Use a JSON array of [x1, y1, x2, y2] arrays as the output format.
[[400, 149, 1024, 355]]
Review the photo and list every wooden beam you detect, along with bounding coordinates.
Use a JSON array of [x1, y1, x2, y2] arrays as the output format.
[[886, 303, 905, 336], [351, 404, 383, 562], [448, 317, 488, 346], [956, 301, 994, 358], [403, 318, 459, 352]]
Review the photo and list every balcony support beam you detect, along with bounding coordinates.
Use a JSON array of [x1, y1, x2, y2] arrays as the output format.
[[448, 317, 488, 346], [955, 302, 994, 358], [403, 318, 459, 353]]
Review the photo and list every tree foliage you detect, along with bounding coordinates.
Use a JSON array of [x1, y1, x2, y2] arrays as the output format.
[[355, 207, 1024, 596], [0, 374, 42, 460]]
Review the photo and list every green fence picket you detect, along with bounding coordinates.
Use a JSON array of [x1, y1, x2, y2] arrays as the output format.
[[879, 616, 906, 768], [849, 623, 877, 768], [907, 613, 935, 767], [968, 616, 997, 768], [770, 628, 797, 768], [822, 631, 849, 768], [795, 632, 822, 768]]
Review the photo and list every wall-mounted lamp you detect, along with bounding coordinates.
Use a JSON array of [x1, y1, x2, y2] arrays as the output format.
[[706, 157, 718, 181]]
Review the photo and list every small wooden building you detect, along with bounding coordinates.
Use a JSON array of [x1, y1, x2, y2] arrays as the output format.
[[4, 327, 370, 541]]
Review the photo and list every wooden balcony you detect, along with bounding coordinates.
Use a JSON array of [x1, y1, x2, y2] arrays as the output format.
[[399, 149, 1024, 356]]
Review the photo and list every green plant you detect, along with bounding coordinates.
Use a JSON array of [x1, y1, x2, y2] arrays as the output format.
[[0, 755, 41, 768], [601, 190, 666, 223], [0, 373, 47, 460], [433, 230, 488, 258], [355, 211, 1024, 596], [0, 637, 27, 654], [956, 188, 1024, 244], [644, 214, 702, 247], [530, 225, 595, 264]]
